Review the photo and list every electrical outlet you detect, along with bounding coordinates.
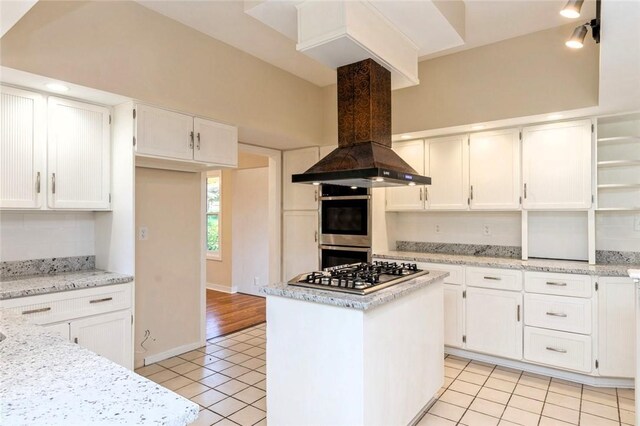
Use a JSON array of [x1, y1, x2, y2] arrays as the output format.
[[635, 215, 640, 231], [435, 224, 441, 234], [138, 226, 148, 241], [254, 277, 260, 286], [483, 225, 491, 236]]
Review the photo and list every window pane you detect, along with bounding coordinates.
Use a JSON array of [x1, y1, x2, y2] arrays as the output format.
[[207, 177, 220, 214], [207, 214, 219, 252]]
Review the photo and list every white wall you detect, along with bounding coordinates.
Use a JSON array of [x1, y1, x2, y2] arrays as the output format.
[[0, 211, 95, 261], [231, 167, 269, 296]]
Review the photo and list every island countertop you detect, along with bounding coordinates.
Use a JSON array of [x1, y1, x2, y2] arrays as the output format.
[[0, 311, 198, 426], [260, 270, 449, 310]]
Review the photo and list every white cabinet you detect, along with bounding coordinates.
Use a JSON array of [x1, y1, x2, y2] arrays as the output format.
[[386, 140, 425, 211], [135, 104, 238, 167], [522, 120, 592, 209], [597, 277, 635, 378], [48, 97, 111, 210], [426, 135, 469, 210], [283, 211, 318, 281], [70, 310, 133, 369], [466, 287, 523, 360], [443, 284, 464, 348], [283, 147, 320, 211], [0, 86, 45, 209], [469, 129, 521, 210], [43, 322, 71, 339]]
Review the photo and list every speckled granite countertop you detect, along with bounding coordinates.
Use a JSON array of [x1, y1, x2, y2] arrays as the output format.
[[0, 310, 198, 426], [260, 270, 448, 310], [374, 250, 637, 277], [0, 270, 134, 300]]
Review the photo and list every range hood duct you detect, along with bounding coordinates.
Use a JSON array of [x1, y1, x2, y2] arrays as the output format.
[[292, 59, 431, 188]]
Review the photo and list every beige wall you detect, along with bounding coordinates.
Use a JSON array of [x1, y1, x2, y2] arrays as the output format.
[[206, 169, 233, 290], [135, 167, 202, 366], [322, 23, 600, 143], [0, 0, 325, 149]]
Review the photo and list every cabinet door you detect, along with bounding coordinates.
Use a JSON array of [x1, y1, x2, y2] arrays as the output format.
[[43, 322, 70, 340], [466, 287, 523, 360], [598, 277, 635, 378], [70, 310, 132, 369], [522, 120, 592, 209], [48, 97, 110, 210], [426, 135, 469, 210], [283, 211, 318, 281], [386, 140, 425, 211], [0, 86, 45, 209], [469, 129, 521, 210], [444, 284, 464, 348], [135, 104, 193, 160], [193, 117, 238, 166], [283, 147, 319, 211]]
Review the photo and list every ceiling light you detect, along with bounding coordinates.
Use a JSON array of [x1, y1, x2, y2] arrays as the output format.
[[350, 186, 358, 190], [560, 0, 584, 18], [312, 182, 320, 186], [408, 182, 416, 186], [45, 83, 69, 92], [375, 177, 384, 182], [400, 134, 412, 140], [566, 24, 588, 48], [547, 113, 563, 120], [471, 125, 485, 130]]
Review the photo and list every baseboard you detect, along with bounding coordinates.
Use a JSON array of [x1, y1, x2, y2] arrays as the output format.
[[144, 340, 204, 365], [446, 347, 635, 388], [207, 283, 237, 293]]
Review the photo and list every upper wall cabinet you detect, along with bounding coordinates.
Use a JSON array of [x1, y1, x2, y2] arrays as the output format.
[[427, 135, 469, 210], [469, 129, 521, 210], [522, 120, 592, 210], [0, 86, 45, 209], [134, 104, 238, 168], [283, 147, 319, 211], [48, 97, 111, 210], [386, 140, 426, 211]]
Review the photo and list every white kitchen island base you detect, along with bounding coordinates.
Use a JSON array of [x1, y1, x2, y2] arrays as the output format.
[[264, 276, 444, 426]]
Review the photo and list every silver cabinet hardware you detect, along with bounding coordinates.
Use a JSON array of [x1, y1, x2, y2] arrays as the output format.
[[425, 188, 428, 202], [546, 312, 568, 317], [470, 185, 474, 200], [546, 346, 567, 353], [314, 190, 318, 202], [36, 172, 41, 193], [22, 307, 51, 315], [419, 188, 423, 201], [52, 173, 56, 194], [189, 131, 194, 149], [74, 337, 79, 344], [89, 297, 113, 304], [524, 183, 527, 198], [196, 132, 201, 150], [546, 281, 567, 287], [517, 305, 521, 321], [483, 276, 502, 281], [314, 231, 318, 243]]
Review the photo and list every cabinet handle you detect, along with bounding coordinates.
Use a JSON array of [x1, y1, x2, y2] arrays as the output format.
[[52, 173, 56, 194], [22, 307, 51, 315], [314, 231, 318, 242], [524, 183, 527, 199], [546, 346, 567, 354], [36, 172, 41, 194], [483, 276, 502, 281], [419, 188, 423, 201], [197, 132, 201, 150], [190, 131, 194, 149], [314, 190, 318, 202], [546, 281, 567, 287], [470, 185, 473, 200], [74, 337, 79, 344], [517, 304, 521, 321], [546, 312, 567, 318], [425, 188, 428, 202], [89, 297, 113, 304]]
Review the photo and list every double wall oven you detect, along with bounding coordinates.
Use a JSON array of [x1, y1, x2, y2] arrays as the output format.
[[319, 185, 372, 269]]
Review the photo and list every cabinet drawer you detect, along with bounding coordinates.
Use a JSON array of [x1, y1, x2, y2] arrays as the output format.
[[524, 294, 592, 334], [466, 267, 522, 291], [417, 262, 464, 285], [524, 327, 592, 373], [525, 271, 592, 298], [0, 283, 132, 325]]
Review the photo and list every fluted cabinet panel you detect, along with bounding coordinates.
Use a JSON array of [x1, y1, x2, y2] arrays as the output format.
[[0, 86, 45, 209], [48, 97, 110, 210]]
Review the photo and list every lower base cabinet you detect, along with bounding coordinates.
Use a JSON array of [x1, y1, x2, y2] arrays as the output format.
[[524, 326, 592, 373], [443, 284, 464, 347]]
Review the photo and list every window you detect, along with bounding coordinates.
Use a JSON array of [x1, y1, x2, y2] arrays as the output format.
[[206, 171, 221, 259]]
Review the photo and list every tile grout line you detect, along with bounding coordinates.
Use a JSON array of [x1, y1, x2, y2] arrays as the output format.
[[454, 361, 496, 426]]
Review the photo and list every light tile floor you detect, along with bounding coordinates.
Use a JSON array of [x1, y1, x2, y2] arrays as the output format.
[[136, 325, 635, 426]]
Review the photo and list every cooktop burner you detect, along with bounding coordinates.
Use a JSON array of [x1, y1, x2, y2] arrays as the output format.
[[288, 261, 428, 295]]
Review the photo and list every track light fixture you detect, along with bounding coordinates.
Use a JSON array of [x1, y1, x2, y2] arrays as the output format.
[[563, 0, 600, 49]]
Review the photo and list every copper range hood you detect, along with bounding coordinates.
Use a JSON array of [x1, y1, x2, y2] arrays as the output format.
[[292, 58, 431, 188]]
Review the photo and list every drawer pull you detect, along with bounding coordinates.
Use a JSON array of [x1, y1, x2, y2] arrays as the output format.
[[546, 312, 568, 318], [484, 276, 502, 281], [546, 281, 567, 287], [546, 346, 567, 354], [89, 297, 113, 304], [22, 307, 51, 315]]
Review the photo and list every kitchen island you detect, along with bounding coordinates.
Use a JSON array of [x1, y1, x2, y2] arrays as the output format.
[[260, 269, 448, 426]]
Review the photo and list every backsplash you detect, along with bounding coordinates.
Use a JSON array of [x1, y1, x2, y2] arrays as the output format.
[[0, 255, 96, 278], [396, 241, 521, 259], [596, 250, 640, 265]]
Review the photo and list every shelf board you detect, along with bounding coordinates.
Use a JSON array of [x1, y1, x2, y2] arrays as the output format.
[[597, 183, 640, 189], [596, 207, 640, 211], [597, 136, 640, 144], [597, 160, 640, 168]]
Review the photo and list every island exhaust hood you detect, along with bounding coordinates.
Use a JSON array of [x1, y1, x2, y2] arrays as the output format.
[[292, 59, 432, 188]]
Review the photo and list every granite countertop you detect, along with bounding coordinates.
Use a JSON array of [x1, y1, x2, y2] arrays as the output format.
[[260, 270, 449, 310], [0, 270, 134, 300], [630, 269, 640, 280], [0, 311, 198, 426], [374, 250, 637, 277]]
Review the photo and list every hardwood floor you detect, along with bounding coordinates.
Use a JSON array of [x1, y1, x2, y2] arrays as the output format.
[[206, 290, 266, 339]]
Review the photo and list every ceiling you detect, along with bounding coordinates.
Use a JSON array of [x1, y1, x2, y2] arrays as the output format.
[[137, 0, 596, 88]]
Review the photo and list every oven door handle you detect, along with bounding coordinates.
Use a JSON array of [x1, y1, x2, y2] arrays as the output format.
[[320, 195, 371, 201], [320, 245, 372, 253]]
